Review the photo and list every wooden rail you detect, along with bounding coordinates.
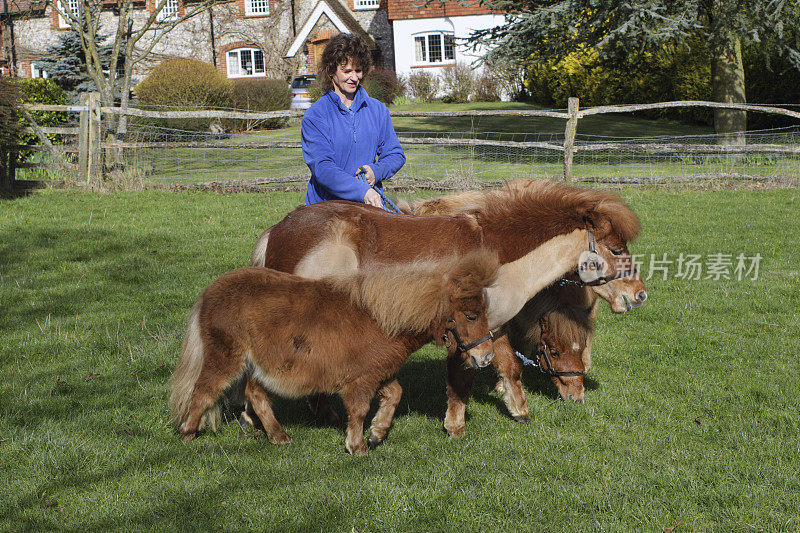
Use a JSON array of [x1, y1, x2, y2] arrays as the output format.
[[3, 97, 798, 192]]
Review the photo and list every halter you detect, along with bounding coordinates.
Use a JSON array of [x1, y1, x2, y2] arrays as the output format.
[[562, 229, 638, 287], [511, 341, 585, 378], [535, 338, 585, 378], [444, 325, 495, 354]]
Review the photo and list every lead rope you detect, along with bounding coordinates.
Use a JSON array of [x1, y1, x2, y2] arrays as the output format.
[[357, 166, 404, 214]]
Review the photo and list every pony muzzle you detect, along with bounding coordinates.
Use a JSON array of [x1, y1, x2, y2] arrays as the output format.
[[623, 290, 648, 311], [469, 349, 494, 369]]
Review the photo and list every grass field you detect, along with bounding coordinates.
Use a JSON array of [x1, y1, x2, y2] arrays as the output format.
[[1, 188, 799, 531]]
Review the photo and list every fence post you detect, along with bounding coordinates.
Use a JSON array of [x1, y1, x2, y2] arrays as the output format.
[[563, 97, 579, 182], [78, 93, 90, 184], [87, 93, 102, 186]]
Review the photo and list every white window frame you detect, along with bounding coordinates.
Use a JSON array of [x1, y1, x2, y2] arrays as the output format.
[[226, 47, 266, 78], [31, 62, 50, 79], [412, 32, 456, 65], [244, 0, 269, 16], [57, 0, 80, 29], [156, 0, 180, 21], [353, 0, 379, 10]]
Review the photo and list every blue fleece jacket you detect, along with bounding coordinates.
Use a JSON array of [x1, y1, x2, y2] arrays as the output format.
[[301, 87, 406, 205]]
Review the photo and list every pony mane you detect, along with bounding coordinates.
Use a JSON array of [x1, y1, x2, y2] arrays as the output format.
[[326, 249, 498, 337], [408, 190, 488, 216], [521, 288, 588, 340], [411, 179, 641, 242]]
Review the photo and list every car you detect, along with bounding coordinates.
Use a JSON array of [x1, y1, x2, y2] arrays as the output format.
[[290, 75, 317, 110]]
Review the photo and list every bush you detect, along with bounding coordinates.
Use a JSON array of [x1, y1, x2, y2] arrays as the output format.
[[0, 77, 20, 187], [440, 62, 476, 103], [407, 70, 440, 102], [134, 58, 233, 131], [473, 71, 501, 102], [306, 79, 325, 103], [361, 67, 404, 104], [485, 59, 528, 101], [525, 42, 714, 125], [12, 79, 69, 162], [224, 78, 292, 132], [0, 77, 20, 147]]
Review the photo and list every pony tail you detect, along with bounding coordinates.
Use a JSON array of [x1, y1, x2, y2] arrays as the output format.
[[169, 298, 221, 430], [251, 227, 271, 267]]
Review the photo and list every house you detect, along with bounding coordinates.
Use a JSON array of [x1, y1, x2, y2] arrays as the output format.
[[387, 0, 506, 80], [0, 0, 394, 82]]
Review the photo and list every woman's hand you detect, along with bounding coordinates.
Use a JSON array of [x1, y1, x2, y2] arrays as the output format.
[[363, 188, 383, 208], [359, 165, 376, 186]]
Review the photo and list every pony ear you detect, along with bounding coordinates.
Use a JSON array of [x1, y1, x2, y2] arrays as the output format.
[[583, 210, 611, 238]]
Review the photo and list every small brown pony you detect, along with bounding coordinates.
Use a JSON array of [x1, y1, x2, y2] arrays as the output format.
[[407, 186, 602, 403], [169, 251, 498, 455], [252, 179, 647, 436], [501, 275, 598, 403]]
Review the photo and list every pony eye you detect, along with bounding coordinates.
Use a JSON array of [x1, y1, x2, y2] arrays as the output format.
[[464, 313, 477, 322], [611, 248, 624, 256]]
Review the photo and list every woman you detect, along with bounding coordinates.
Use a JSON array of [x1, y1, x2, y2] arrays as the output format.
[[301, 33, 406, 207]]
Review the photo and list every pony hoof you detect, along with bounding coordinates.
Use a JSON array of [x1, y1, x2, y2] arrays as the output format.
[[513, 415, 530, 424], [181, 432, 196, 443], [446, 426, 466, 438], [346, 442, 368, 456], [367, 433, 383, 449], [268, 434, 292, 445]]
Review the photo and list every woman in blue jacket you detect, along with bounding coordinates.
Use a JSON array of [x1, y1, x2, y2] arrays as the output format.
[[301, 33, 406, 207]]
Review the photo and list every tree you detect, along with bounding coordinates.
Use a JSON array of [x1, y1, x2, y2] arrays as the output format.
[[34, 27, 120, 103], [53, 0, 215, 163], [468, 0, 800, 143]]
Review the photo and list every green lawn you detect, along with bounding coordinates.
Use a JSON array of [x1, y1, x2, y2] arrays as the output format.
[[1, 188, 799, 531]]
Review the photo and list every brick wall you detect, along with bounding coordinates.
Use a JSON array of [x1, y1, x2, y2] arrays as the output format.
[[387, 0, 491, 20]]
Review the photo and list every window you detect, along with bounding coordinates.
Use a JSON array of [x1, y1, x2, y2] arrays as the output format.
[[226, 48, 266, 78], [58, 0, 79, 28], [31, 62, 49, 79], [245, 0, 269, 15], [354, 0, 379, 10], [157, 0, 180, 21], [413, 32, 455, 64]]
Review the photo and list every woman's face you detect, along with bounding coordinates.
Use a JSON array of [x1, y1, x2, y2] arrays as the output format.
[[331, 61, 364, 99]]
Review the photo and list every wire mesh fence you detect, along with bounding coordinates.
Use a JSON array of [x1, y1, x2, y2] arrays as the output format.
[[11, 100, 800, 190], [103, 123, 799, 189]]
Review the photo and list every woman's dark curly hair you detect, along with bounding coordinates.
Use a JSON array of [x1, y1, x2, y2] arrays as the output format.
[[318, 33, 373, 92]]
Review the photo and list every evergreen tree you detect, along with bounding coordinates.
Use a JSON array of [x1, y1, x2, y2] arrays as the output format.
[[469, 0, 800, 141], [35, 27, 121, 103]]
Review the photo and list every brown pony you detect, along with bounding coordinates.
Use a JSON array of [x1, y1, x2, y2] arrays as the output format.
[[406, 185, 602, 403], [252, 179, 647, 436], [501, 275, 598, 403], [169, 251, 498, 455]]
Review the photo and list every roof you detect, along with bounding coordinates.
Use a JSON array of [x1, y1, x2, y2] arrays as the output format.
[[284, 0, 376, 58]]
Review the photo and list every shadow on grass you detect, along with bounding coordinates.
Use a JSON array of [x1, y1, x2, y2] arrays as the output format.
[[258, 353, 601, 436]]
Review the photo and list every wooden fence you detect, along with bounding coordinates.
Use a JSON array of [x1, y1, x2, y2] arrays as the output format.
[[3, 96, 800, 191]]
